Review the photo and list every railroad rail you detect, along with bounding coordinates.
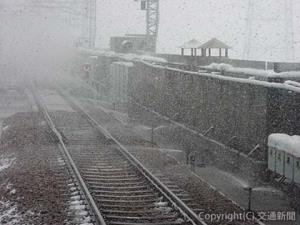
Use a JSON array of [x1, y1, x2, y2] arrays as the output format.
[[32, 86, 207, 225]]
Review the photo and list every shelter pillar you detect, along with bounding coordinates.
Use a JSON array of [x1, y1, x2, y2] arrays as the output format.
[[201, 48, 206, 57], [225, 49, 229, 58]]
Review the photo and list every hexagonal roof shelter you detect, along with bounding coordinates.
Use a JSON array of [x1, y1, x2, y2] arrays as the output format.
[[198, 38, 231, 57]]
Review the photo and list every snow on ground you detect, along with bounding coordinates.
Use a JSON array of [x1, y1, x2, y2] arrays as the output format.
[[0, 182, 30, 225], [2, 125, 10, 132], [0, 156, 16, 172], [0, 201, 22, 225], [57, 157, 65, 166], [67, 182, 93, 225], [5, 182, 16, 195]]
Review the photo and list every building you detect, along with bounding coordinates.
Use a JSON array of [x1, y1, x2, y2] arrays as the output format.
[[110, 34, 147, 53]]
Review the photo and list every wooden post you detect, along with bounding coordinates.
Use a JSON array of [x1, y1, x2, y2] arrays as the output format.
[[225, 49, 229, 57], [181, 48, 184, 55], [191, 48, 193, 56], [208, 48, 211, 56], [219, 48, 222, 57], [194, 48, 197, 56]]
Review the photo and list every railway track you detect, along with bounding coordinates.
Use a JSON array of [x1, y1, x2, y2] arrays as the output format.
[[32, 87, 206, 225]]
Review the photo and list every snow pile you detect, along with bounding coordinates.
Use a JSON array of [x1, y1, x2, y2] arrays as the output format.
[[230, 67, 274, 77], [2, 125, 10, 132], [67, 182, 93, 225], [268, 133, 300, 157], [0, 157, 16, 172], [57, 157, 65, 166], [5, 182, 16, 195], [201, 63, 274, 77], [202, 63, 300, 80], [202, 63, 233, 71], [153, 196, 174, 213], [284, 80, 300, 88], [0, 201, 23, 224], [0, 182, 24, 224]]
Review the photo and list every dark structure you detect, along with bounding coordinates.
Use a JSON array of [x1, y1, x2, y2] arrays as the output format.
[[110, 34, 147, 53], [179, 38, 231, 57], [199, 38, 230, 57]]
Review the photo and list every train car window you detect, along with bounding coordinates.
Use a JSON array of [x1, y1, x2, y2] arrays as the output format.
[[286, 157, 290, 164], [277, 153, 281, 160]]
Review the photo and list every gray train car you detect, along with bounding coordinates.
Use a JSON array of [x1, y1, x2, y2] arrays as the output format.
[[268, 133, 300, 185]]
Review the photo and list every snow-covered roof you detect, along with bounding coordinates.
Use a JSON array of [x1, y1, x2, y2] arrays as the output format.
[[199, 38, 231, 49], [179, 39, 202, 49], [268, 133, 300, 158]]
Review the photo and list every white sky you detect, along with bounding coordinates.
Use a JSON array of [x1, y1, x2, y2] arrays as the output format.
[[96, 0, 300, 62], [1, 0, 299, 62]]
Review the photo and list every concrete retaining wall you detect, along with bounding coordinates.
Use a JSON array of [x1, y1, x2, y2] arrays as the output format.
[[81, 53, 300, 178], [130, 62, 269, 161]]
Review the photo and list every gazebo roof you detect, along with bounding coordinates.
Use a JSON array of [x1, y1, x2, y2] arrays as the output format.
[[179, 39, 202, 49], [199, 38, 231, 49]]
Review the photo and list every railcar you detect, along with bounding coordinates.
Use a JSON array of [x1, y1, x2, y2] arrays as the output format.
[[268, 133, 300, 185]]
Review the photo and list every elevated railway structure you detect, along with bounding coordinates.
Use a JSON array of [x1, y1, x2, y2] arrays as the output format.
[[76, 50, 300, 184]]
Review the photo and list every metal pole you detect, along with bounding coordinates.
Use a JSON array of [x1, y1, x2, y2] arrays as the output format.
[[151, 121, 154, 147], [248, 187, 252, 211]]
